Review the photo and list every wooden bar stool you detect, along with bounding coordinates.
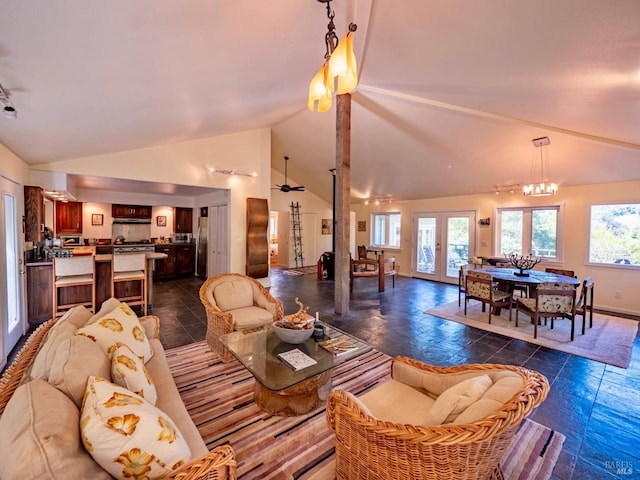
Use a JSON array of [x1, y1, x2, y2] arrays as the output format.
[[112, 253, 147, 315], [53, 255, 96, 318]]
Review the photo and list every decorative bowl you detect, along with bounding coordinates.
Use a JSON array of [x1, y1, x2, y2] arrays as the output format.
[[273, 321, 314, 344]]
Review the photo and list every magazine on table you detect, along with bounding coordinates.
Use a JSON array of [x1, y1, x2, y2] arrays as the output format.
[[277, 348, 318, 371], [318, 337, 358, 356]]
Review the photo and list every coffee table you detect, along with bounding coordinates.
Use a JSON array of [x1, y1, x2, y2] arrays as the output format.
[[219, 322, 371, 416]]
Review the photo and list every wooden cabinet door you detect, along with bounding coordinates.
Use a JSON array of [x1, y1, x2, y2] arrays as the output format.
[[27, 264, 53, 323], [24, 186, 44, 243], [174, 207, 193, 233], [55, 201, 83, 233], [154, 246, 175, 278], [175, 245, 195, 274], [135, 205, 152, 219]]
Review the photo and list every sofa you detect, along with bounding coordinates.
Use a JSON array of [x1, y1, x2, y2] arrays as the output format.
[[199, 273, 284, 362], [0, 299, 236, 480]]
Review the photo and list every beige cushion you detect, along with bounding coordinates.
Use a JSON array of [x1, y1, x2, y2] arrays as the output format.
[[80, 376, 192, 480], [140, 315, 161, 340], [145, 338, 209, 458], [111, 342, 158, 406], [359, 379, 435, 425], [0, 379, 111, 480], [76, 303, 153, 363], [87, 297, 122, 325], [48, 335, 111, 406], [230, 305, 275, 330], [214, 279, 254, 311], [424, 374, 493, 425]]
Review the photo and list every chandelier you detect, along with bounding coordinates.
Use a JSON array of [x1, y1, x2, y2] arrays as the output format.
[[307, 0, 358, 112], [523, 136, 558, 196]]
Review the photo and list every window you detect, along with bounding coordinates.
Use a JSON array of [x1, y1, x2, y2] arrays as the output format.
[[496, 206, 562, 260], [589, 204, 640, 266], [371, 212, 401, 249]]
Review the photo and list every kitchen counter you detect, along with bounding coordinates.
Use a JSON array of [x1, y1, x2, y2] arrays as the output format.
[[25, 252, 168, 324]]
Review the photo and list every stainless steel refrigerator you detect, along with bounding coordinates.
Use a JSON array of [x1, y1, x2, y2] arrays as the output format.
[[196, 209, 208, 279]]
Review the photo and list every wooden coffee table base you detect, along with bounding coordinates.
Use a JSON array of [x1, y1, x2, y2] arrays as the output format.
[[254, 371, 333, 416]]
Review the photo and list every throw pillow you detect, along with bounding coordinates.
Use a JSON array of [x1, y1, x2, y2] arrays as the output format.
[[80, 376, 191, 480], [48, 335, 111, 406], [76, 303, 153, 363], [0, 379, 111, 480], [424, 374, 493, 425], [110, 342, 158, 406], [87, 297, 122, 325]]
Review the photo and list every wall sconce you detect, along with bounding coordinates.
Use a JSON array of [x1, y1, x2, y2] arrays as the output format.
[[478, 218, 491, 226], [207, 167, 257, 178]]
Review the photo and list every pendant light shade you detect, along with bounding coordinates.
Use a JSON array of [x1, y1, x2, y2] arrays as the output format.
[[328, 32, 358, 95], [308, 63, 333, 112]]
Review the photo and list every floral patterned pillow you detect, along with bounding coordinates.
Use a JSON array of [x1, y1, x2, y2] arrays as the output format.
[[110, 343, 158, 406], [80, 376, 191, 480], [76, 303, 153, 363]]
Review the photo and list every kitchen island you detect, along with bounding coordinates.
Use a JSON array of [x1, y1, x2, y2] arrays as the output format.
[[25, 251, 167, 324]]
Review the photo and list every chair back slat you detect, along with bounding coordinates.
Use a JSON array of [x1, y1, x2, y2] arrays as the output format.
[[54, 256, 94, 277], [113, 253, 146, 273]]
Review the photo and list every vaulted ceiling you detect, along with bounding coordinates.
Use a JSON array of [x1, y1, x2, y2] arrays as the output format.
[[1, 1, 639, 204]]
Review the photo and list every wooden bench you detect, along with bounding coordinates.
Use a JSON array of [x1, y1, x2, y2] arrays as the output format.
[[350, 253, 396, 292]]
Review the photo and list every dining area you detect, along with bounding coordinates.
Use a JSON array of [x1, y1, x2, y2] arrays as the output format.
[[460, 255, 594, 342]]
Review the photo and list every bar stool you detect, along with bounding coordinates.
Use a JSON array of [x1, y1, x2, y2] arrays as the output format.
[[112, 253, 147, 315], [53, 255, 96, 318]]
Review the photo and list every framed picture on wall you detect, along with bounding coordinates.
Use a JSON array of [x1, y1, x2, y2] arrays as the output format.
[[157, 216, 167, 227], [321, 218, 332, 235], [91, 214, 103, 226], [358, 220, 367, 232]]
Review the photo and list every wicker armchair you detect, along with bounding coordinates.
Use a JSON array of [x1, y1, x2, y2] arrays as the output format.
[[0, 318, 237, 480], [199, 273, 284, 362], [326, 357, 549, 480]]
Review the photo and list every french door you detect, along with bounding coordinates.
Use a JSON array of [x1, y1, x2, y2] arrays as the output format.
[[1, 175, 24, 369], [412, 211, 476, 284]]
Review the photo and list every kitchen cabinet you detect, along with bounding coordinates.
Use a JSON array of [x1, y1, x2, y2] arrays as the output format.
[[174, 207, 193, 233], [26, 264, 53, 324], [24, 186, 44, 243], [55, 201, 83, 234], [112, 204, 152, 219], [154, 244, 195, 278]]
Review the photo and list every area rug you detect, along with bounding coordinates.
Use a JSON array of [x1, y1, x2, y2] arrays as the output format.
[[166, 341, 565, 480], [280, 266, 317, 276], [426, 301, 638, 368]]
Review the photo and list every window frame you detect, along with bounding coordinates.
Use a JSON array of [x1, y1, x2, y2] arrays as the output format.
[[494, 204, 564, 262], [370, 211, 402, 250], [587, 202, 640, 269]]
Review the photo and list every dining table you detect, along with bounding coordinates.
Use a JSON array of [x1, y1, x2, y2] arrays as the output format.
[[479, 267, 580, 314]]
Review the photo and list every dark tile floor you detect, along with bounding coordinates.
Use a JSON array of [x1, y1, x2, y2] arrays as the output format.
[[151, 271, 640, 480], [6, 271, 638, 479]]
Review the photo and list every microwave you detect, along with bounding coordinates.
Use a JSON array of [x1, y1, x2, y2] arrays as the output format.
[[174, 233, 192, 243], [59, 235, 83, 246]]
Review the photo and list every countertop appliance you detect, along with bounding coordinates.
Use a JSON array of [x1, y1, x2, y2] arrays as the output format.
[[174, 233, 192, 243], [59, 235, 83, 246], [196, 215, 207, 279], [113, 242, 155, 254]]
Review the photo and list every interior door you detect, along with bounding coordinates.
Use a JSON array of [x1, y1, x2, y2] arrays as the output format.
[[412, 211, 476, 284], [1, 176, 24, 368], [208, 204, 229, 276]]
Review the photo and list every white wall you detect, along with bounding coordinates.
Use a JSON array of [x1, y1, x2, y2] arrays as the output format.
[[353, 180, 640, 315]]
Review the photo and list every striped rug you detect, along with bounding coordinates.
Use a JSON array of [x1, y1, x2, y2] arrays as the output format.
[[166, 341, 565, 480]]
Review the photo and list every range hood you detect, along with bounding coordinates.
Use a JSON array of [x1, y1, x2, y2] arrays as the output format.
[[112, 218, 152, 224]]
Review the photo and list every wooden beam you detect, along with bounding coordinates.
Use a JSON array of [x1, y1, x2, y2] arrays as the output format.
[[335, 93, 351, 314]]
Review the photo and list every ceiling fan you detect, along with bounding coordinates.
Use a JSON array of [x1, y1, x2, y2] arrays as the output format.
[[273, 156, 305, 192]]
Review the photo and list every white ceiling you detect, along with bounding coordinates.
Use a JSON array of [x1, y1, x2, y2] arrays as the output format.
[[1, 0, 640, 203]]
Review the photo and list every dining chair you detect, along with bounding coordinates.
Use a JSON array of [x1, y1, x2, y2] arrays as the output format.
[[515, 282, 577, 340], [495, 262, 529, 297], [53, 255, 96, 318], [575, 276, 594, 335], [458, 263, 471, 306], [545, 267, 576, 278], [464, 271, 512, 323], [112, 253, 147, 315], [357, 245, 376, 271]]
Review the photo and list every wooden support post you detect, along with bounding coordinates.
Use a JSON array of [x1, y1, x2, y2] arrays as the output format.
[[335, 93, 351, 315], [378, 252, 385, 292]]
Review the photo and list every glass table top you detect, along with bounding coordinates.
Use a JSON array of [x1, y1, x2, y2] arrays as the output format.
[[219, 321, 372, 391]]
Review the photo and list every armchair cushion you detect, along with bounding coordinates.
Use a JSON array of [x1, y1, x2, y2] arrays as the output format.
[[213, 279, 254, 311], [230, 305, 277, 330], [424, 374, 492, 425], [359, 379, 435, 425]]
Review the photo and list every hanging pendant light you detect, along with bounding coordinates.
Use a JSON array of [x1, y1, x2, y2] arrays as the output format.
[[308, 0, 358, 112], [523, 136, 558, 196]]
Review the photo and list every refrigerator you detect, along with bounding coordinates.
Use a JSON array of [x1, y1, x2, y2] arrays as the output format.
[[195, 208, 208, 279]]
